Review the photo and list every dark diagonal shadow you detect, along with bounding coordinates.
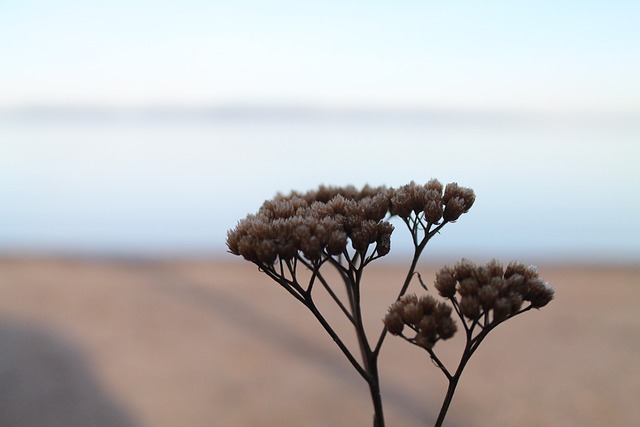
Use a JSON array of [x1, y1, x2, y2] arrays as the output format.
[[0, 318, 139, 427]]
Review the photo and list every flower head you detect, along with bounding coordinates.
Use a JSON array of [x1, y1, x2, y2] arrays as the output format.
[[227, 184, 394, 265], [434, 259, 555, 323], [384, 293, 457, 349]]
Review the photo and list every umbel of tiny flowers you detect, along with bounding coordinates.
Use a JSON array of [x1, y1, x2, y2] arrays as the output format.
[[227, 180, 475, 427], [384, 258, 555, 427]]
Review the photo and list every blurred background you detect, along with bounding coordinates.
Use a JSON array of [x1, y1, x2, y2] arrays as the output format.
[[1, 0, 639, 262], [1, 2, 640, 427]]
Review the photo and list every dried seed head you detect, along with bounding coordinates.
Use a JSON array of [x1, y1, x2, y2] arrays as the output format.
[[505, 260, 527, 278], [425, 178, 444, 194], [402, 302, 424, 325], [435, 267, 457, 298], [458, 277, 479, 297], [384, 293, 457, 348], [442, 183, 475, 221], [424, 199, 444, 224], [486, 259, 504, 279], [443, 197, 466, 222], [472, 266, 492, 286], [383, 310, 404, 335], [375, 222, 394, 256], [227, 184, 398, 265], [389, 182, 417, 218], [459, 295, 481, 320], [493, 297, 512, 322], [454, 259, 476, 281], [525, 278, 555, 308], [432, 258, 554, 326], [478, 285, 500, 310]]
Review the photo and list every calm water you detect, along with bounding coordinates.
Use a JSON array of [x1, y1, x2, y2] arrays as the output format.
[[2, 110, 639, 263]]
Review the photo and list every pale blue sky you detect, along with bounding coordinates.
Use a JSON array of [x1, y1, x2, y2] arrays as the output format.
[[1, 1, 639, 114], [1, 1, 639, 261]]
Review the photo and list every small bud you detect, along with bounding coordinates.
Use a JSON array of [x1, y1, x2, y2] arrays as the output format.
[[326, 230, 348, 255], [472, 266, 491, 286], [414, 334, 435, 350], [506, 273, 526, 294], [459, 295, 481, 320], [486, 259, 504, 278], [526, 279, 555, 308], [424, 178, 443, 194], [458, 277, 479, 297], [423, 200, 444, 224], [454, 259, 476, 281], [478, 285, 499, 310], [435, 268, 457, 298], [505, 261, 527, 278], [383, 311, 404, 335], [443, 197, 465, 222], [437, 315, 457, 340], [461, 187, 475, 212], [375, 221, 394, 257], [402, 302, 424, 325], [493, 297, 511, 322]]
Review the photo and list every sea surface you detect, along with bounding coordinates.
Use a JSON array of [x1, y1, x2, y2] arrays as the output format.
[[2, 108, 639, 263]]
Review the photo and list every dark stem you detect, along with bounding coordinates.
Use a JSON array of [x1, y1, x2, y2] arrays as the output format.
[[319, 252, 386, 426], [367, 356, 385, 427], [304, 296, 369, 380], [434, 376, 459, 427], [434, 315, 493, 427], [374, 235, 427, 355], [433, 338, 474, 427], [350, 259, 386, 427]]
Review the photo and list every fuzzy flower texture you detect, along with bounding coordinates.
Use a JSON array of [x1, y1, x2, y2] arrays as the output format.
[[227, 181, 474, 265], [384, 259, 555, 349]]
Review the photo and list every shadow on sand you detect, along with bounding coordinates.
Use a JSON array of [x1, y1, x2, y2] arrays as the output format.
[[0, 318, 138, 427]]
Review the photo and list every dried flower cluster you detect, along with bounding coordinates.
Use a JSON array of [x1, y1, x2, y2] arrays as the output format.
[[227, 180, 475, 266], [383, 294, 457, 349], [382, 258, 554, 427], [226, 180, 553, 427], [226, 185, 393, 264], [389, 180, 475, 223], [435, 259, 555, 324]]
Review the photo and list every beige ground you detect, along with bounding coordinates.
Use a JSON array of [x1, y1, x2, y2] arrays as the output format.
[[0, 257, 638, 427]]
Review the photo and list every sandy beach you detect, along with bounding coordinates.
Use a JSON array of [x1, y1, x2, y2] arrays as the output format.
[[1, 258, 638, 427]]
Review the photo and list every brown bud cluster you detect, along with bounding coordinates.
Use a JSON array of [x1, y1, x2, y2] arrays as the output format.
[[227, 181, 475, 265], [388, 180, 474, 223], [434, 259, 555, 323], [383, 294, 457, 349], [227, 185, 394, 264]]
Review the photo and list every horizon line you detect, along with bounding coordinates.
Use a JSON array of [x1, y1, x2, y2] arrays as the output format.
[[1, 103, 638, 125]]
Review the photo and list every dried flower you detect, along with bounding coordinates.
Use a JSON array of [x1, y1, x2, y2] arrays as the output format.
[[383, 310, 404, 335], [383, 294, 457, 348], [433, 259, 555, 323], [435, 267, 457, 298], [227, 185, 395, 265]]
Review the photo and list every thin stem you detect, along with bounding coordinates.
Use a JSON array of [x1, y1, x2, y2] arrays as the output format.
[[434, 333, 476, 427], [302, 253, 385, 426], [316, 269, 357, 325], [366, 356, 385, 427], [374, 235, 427, 355], [434, 304, 537, 426], [259, 264, 306, 304], [305, 296, 369, 380], [434, 377, 459, 427], [426, 348, 452, 380]]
